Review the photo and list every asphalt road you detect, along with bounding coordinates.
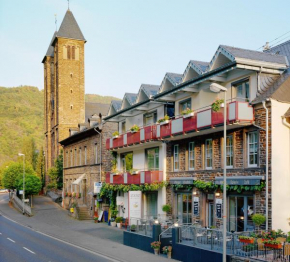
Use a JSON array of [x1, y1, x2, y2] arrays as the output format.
[[0, 208, 118, 262]]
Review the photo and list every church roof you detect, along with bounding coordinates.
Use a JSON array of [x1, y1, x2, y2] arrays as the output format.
[[56, 10, 86, 42], [42, 31, 57, 63]]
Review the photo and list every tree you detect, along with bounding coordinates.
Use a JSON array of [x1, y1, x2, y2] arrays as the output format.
[[0, 161, 13, 189], [2, 161, 35, 190], [15, 174, 42, 196], [47, 150, 63, 190], [21, 137, 38, 170], [35, 147, 45, 187]]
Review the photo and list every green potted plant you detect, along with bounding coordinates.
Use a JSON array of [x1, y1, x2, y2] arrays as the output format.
[[211, 99, 224, 112], [162, 246, 172, 259], [252, 213, 266, 231], [181, 108, 194, 118], [130, 125, 140, 133], [130, 224, 136, 232], [263, 239, 282, 249], [116, 217, 123, 228], [110, 209, 118, 227], [238, 236, 255, 244], [162, 204, 171, 213], [157, 114, 170, 125], [94, 216, 99, 223], [151, 241, 161, 255], [112, 131, 119, 139]]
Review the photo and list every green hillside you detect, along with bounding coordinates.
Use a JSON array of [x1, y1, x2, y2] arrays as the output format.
[[0, 86, 120, 167]]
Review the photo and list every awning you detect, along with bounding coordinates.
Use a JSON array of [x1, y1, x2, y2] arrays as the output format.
[[215, 176, 264, 186], [72, 174, 86, 185], [169, 177, 196, 185]]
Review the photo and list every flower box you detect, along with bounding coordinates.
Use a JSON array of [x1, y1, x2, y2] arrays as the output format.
[[160, 120, 169, 125], [183, 112, 194, 118], [239, 239, 254, 244], [264, 243, 282, 249], [113, 135, 119, 139]]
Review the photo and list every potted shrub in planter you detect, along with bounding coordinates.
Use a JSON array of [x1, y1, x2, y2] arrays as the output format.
[[130, 224, 136, 232], [157, 115, 170, 125], [252, 213, 266, 231], [162, 204, 171, 213], [112, 131, 119, 139], [130, 125, 140, 133], [211, 99, 224, 112], [263, 239, 282, 249], [94, 216, 99, 223], [116, 217, 123, 228], [162, 246, 172, 259], [151, 241, 161, 255], [181, 108, 194, 118], [238, 236, 255, 244], [110, 209, 118, 227]]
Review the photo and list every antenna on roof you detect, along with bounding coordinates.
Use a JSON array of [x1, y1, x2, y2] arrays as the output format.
[[263, 42, 270, 51], [54, 14, 57, 31]]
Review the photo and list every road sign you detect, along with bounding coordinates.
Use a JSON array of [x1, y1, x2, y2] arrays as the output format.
[[19, 190, 23, 195]]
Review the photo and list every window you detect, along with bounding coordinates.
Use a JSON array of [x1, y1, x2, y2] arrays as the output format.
[[72, 46, 75, 60], [235, 80, 249, 101], [179, 99, 191, 115], [188, 142, 195, 170], [205, 139, 213, 169], [95, 143, 98, 164], [226, 136, 233, 168], [79, 148, 82, 166], [121, 152, 133, 172], [66, 151, 69, 168], [75, 148, 77, 166], [121, 121, 126, 134], [67, 45, 71, 59], [143, 111, 157, 126], [173, 145, 179, 171], [146, 147, 159, 171], [70, 150, 73, 167], [165, 103, 175, 118], [84, 146, 87, 165], [248, 132, 258, 167]]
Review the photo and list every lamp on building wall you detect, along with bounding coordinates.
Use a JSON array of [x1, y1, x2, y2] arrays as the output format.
[[210, 83, 227, 262]]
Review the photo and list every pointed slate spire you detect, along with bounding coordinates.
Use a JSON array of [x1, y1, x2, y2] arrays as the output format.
[[42, 31, 57, 63], [57, 10, 86, 41]]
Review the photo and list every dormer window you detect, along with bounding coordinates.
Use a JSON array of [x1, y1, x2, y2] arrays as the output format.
[[233, 79, 249, 101]]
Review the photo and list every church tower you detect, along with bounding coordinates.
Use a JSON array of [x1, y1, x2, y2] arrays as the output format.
[[42, 10, 86, 179]]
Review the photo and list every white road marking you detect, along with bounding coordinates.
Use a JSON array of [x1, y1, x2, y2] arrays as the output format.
[[7, 238, 15, 243], [23, 247, 35, 254]]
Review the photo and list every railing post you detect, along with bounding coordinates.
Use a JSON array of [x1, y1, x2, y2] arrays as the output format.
[[152, 224, 161, 242], [193, 226, 197, 246], [172, 226, 181, 244]]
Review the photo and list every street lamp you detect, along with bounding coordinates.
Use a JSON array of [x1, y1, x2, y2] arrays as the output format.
[[18, 153, 25, 215], [209, 83, 227, 262]]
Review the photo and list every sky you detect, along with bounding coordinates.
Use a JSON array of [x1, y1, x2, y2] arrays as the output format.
[[1, 0, 290, 99]]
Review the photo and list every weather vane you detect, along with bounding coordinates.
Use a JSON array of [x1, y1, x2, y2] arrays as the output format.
[[67, 0, 70, 10], [54, 14, 57, 31]]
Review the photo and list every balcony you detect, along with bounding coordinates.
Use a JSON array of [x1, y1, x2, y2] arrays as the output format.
[[105, 171, 163, 185], [106, 101, 254, 150]]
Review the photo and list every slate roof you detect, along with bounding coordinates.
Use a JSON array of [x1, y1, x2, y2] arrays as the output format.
[[189, 60, 209, 73], [252, 41, 290, 104], [141, 84, 160, 97], [57, 10, 86, 41], [221, 45, 288, 65], [111, 100, 122, 111], [85, 102, 110, 122], [42, 32, 57, 63], [125, 93, 138, 105], [166, 73, 183, 85]]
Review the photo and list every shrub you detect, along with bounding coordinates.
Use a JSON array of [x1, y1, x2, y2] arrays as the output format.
[[115, 217, 123, 223], [112, 131, 119, 137], [211, 99, 224, 112], [130, 125, 140, 132], [131, 224, 136, 230], [162, 204, 171, 213], [252, 214, 266, 227]]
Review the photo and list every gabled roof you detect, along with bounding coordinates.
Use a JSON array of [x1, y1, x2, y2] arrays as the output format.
[[182, 60, 209, 82], [141, 84, 160, 97], [124, 93, 138, 105], [265, 40, 290, 62], [85, 102, 110, 122], [159, 72, 183, 93], [42, 31, 57, 63], [111, 100, 122, 111], [56, 10, 86, 42], [209, 45, 288, 71]]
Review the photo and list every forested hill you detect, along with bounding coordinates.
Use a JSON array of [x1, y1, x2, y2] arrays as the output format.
[[0, 86, 119, 166]]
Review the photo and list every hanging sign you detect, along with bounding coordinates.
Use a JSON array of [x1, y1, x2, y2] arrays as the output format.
[[216, 199, 222, 219], [94, 182, 102, 194], [193, 197, 199, 216], [128, 191, 142, 219]]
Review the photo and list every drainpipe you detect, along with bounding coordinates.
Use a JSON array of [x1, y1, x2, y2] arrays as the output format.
[[94, 125, 102, 181], [262, 101, 269, 231]]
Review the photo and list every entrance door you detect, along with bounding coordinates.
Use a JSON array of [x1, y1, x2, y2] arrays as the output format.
[[177, 193, 192, 224], [229, 196, 254, 232], [208, 202, 214, 227], [146, 192, 157, 219]]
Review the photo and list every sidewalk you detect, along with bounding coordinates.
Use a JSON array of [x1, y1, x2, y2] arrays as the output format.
[[0, 195, 177, 262]]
